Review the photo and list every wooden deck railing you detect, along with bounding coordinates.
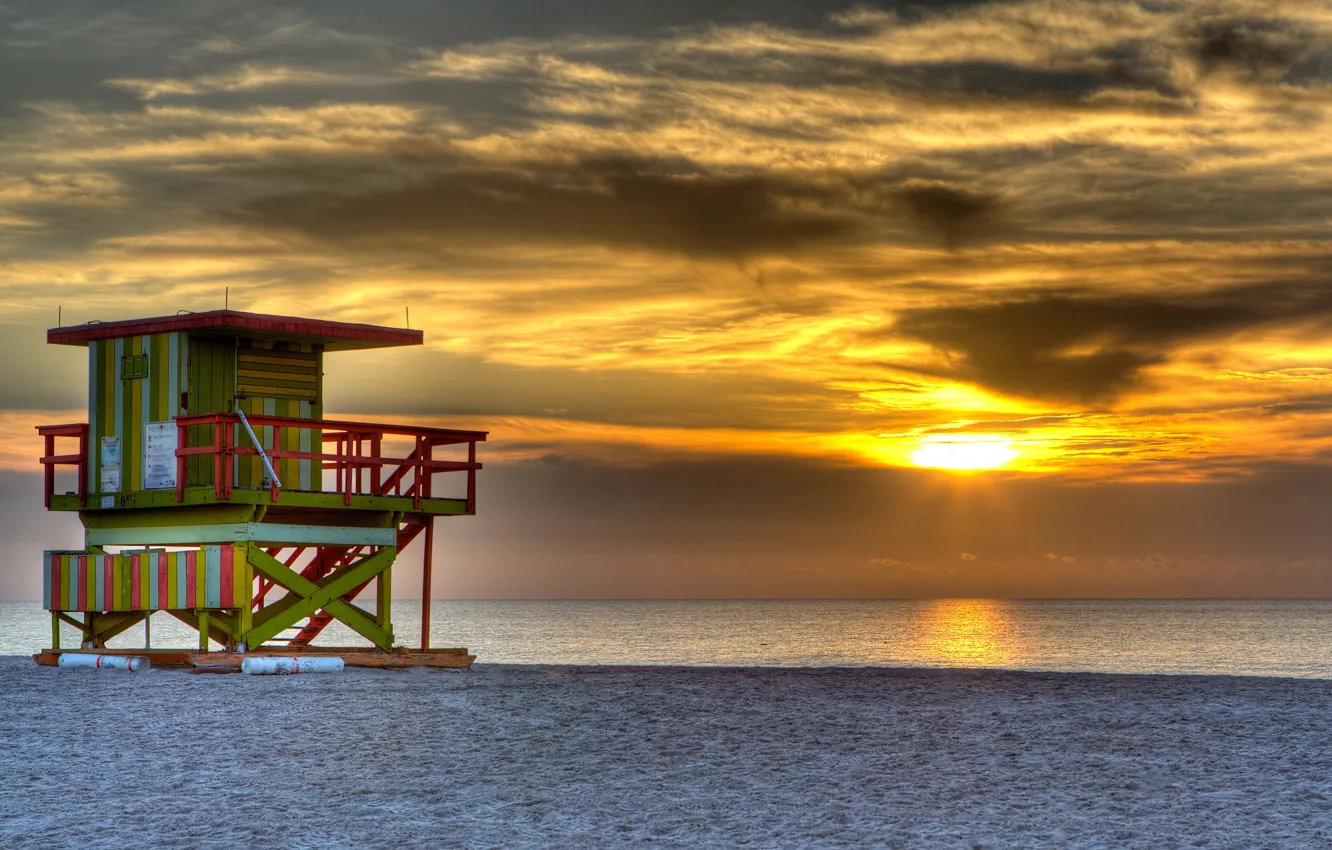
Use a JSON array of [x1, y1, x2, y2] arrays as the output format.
[[174, 413, 485, 510], [38, 416, 485, 511], [37, 424, 88, 508]]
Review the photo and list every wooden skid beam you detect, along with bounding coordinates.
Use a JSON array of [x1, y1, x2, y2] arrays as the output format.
[[32, 646, 475, 668], [189, 651, 476, 669]]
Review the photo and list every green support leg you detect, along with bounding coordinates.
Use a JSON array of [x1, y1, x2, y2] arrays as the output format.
[[199, 610, 210, 652], [51, 611, 60, 650], [377, 564, 392, 635]]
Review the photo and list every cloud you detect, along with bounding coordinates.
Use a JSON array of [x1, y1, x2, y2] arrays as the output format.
[[105, 64, 361, 100], [3, 0, 1332, 487], [1044, 551, 1077, 564], [893, 182, 999, 249], [869, 557, 918, 570], [891, 281, 1332, 404], [1186, 16, 1319, 81], [230, 155, 861, 260], [959, 552, 977, 561]]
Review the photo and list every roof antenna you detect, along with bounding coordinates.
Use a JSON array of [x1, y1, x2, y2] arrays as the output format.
[[57, 305, 61, 328], [405, 306, 410, 329], [225, 287, 229, 311]]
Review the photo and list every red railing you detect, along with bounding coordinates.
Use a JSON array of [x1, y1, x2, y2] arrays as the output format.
[[37, 424, 88, 508], [37, 416, 485, 511], [174, 413, 485, 510]]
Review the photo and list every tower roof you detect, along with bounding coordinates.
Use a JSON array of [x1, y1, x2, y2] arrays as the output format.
[[47, 310, 422, 351]]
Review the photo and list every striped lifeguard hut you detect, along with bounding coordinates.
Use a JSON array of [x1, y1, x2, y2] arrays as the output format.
[[34, 311, 484, 669]]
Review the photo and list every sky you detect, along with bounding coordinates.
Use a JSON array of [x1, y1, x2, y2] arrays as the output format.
[[3, 0, 1332, 598]]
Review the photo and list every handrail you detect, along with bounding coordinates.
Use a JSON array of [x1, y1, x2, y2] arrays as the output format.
[[173, 412, 486, 509], [235, 408, 282, 491], [175, 412, 483, 442], [36, 423, 88, 508]]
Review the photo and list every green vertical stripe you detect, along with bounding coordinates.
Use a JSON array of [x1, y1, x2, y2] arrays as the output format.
[[151, 334, 167, 422], [120, 555, 132, 611], [168, 332, 180, 420], [130, 336, 142, 492], [110, 337, 124, 495], [205, 546, 221, 608], [88, 342, 101, 495]]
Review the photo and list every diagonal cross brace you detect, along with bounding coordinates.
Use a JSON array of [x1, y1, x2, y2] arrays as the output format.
[[248, 545, 393, 648], [246, 543, 396, 649]]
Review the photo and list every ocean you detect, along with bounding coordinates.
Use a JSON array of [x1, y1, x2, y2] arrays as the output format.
[[4, 598, 1332, 678]]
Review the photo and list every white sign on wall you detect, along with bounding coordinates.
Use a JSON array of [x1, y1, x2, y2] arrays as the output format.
[[143, 421, 178, 490], [100, 436, 120, 493], [100, 436, 120, 467]]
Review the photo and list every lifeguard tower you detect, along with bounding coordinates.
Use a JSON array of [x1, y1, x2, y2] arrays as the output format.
[[33, 310, 485, 669]]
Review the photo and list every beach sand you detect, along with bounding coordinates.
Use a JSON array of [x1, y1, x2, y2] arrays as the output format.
[[1, 658, 1330, 848]]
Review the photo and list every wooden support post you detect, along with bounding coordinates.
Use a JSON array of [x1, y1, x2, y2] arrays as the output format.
[[238, 596, 252, 651], [377, 560, 392, 634], [50, 610, 60, 650], [144, 613, 151, 649], [421, 517, 434, 650], [198, 610, 210, 652], [42, 432, 54, 509]]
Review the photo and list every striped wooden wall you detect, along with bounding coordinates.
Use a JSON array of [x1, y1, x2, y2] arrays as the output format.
[[43, 545, 249, 612], [90, 333, 324, 495], [185, 336, 236, 488], [235, 338, 322, 491], [88, 333, 189, 497]]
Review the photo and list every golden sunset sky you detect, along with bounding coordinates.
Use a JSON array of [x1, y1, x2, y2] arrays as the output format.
[[3, 0, 1332, 597]]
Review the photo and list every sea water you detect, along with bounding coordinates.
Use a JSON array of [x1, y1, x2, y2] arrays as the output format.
[[4, 598, 1332, 678]]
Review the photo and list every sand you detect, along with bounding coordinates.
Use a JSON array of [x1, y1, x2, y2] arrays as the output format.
[[1, 658, 1330, 848]]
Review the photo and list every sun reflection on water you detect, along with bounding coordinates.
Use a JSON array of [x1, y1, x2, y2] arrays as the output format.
[[910, 599, 1020, 668]]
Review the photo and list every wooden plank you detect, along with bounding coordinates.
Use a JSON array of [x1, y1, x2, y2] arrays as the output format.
[[128, 335, 141, 494], [238, 352, 318, 366], [376, 563, 391, 631], [236, 383, 317, 400], [238, 351, 318, 367], [237, 362, 317, 378], [152, 332, 167, 422], [79, 503, 258, 529], [237, 369, 317, 384], [119, 553, 132, 611], [55, 487, 474, 516], [85, 523, 397, 547], [32, 645, 470, 664]]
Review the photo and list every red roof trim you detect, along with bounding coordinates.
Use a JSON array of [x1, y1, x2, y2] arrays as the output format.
[[48, 310, 423, 350]]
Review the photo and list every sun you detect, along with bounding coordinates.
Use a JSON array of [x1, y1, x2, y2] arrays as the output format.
[[912, 436, 1017, 471]]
